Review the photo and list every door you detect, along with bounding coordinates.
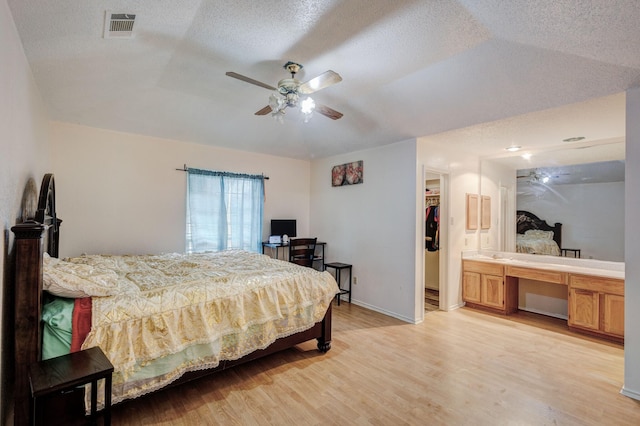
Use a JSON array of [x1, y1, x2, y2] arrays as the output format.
[[482, 274, 504, 309], [423, 170, 447, 313], [463, 271, 481, 304], [603, 293, 625, 337], [568, 288, 600, 331]]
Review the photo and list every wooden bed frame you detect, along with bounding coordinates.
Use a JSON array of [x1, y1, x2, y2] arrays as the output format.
[[12, 173, 332, 425], [516, 210, 562, 249]]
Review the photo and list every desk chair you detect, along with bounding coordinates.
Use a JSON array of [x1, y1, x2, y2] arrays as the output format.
[[289, 238, 317, 267]]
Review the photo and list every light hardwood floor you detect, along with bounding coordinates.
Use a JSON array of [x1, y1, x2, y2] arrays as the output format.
[[111, 303, 640, 425]]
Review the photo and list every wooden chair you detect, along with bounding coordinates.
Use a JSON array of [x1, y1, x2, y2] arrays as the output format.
[[289, 238, 317, 267]]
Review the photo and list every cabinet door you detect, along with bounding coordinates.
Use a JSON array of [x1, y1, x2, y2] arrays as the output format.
[[568, 288, 599, 331], [481, 274, 504, 309], [603, 293, 624, 337], [463, 271, 481, 304]]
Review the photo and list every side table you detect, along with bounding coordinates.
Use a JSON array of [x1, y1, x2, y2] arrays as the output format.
[[324, 262, 352, 305], [29, 346, 114, 425], [561, 248, 581, 258]]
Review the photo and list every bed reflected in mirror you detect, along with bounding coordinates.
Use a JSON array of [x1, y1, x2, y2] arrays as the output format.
[[481, 141, 625, 262]]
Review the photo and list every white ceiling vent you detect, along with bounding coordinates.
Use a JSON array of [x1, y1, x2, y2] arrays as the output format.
[[103, 11, 136, 39]]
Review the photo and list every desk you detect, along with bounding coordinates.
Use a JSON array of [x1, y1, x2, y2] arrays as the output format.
[[262, 241, 326, 270]]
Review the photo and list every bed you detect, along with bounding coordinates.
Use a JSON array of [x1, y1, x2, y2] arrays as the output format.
[[516, 210, 562, 256], [12, 173, 338, 424]]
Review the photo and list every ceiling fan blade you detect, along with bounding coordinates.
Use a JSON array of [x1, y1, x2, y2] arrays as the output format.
[[255, 105, 272, 115], [298, 70, 342, 94], [315, 104, 343, 120], [226, 72, 276, 91]]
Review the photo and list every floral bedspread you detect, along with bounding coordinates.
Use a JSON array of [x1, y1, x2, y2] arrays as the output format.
[[516, 235, 561, 256], [66, 250, 338, 407]]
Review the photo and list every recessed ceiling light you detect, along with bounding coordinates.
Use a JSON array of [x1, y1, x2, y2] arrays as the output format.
[[505, 145, 521, 152], [562, 136, 585, 142]]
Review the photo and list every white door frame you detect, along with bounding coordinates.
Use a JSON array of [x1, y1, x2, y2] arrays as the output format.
[[421, 167, 450, 317]]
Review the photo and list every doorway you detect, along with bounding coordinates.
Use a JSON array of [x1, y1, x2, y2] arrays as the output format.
[[424, 171, 446, 313]]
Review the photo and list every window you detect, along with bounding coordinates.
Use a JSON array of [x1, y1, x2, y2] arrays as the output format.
[[186, 168, 264, 253]]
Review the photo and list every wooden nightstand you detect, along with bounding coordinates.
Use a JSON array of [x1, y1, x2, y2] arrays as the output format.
[[29, 346, 114, 425]]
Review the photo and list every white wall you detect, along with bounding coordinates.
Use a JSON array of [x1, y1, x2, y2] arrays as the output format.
[[517, 181, 624, 261], [310, 140, 419, 322], [50, 122, 311, 257], [0, 1, 50, 422], [623, 87, 640, 400]]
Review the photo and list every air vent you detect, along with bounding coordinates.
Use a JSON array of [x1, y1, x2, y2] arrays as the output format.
[[103, 11, 136, 39]]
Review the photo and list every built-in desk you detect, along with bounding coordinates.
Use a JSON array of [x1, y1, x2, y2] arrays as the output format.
[[462, 255, 624, 343]]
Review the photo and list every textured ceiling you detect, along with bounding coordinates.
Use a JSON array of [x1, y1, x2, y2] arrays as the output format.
[[7, 0, 640, 160]]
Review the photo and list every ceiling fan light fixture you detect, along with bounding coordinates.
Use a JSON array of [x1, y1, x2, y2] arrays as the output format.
[[269, 92, 287, 113], [227, 62, 343, 121], [300, 97, 316, 115], [285, 92, 298, 107], [271, 108, 285, 124]]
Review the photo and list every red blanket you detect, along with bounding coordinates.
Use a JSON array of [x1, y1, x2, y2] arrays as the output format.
[[71, 297, 92, 352]]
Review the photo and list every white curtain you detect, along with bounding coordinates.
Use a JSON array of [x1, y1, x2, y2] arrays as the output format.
[[186, 168, 264, 253]]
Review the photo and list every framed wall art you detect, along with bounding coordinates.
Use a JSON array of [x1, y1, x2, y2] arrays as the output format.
[[332, 160, 363, 187]]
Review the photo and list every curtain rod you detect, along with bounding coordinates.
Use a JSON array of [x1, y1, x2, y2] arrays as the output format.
[[174, 164, 269, 179]]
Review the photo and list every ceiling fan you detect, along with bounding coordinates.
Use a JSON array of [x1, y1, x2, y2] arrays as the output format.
[[226, 61, 343, 121], [517, 169, 569, 184]]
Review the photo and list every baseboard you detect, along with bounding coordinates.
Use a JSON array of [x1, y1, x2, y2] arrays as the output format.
[[518, 306, 568, 321], [447, 302, 465, 312], [620, 385, 640, 401], [348, 300, 418, 324]]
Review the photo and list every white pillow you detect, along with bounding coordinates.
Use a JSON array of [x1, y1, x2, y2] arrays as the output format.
[[43, 253, 120, 298], [524, 229, 554, 240]]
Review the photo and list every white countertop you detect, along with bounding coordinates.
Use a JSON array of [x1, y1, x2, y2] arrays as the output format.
[[463, 250, 624, 280]]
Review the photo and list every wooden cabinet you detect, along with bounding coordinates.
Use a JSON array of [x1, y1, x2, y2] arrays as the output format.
[[462, 258, 624, 343], [462, 270, 481, 304], [568, 274, 624, 340], [462, 260, 506, 312], [481, 274, 504, 309]]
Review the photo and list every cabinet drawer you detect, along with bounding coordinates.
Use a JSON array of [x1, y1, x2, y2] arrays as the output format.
[[569, 274, 624, 296], [463, 260, 504, 276], [505, 265, 567, 284]]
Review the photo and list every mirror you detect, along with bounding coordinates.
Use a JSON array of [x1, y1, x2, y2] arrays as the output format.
[[481, 140, 625, 261]]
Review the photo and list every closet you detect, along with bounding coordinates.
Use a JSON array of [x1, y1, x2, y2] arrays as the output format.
[[425, 178, 440, 311]]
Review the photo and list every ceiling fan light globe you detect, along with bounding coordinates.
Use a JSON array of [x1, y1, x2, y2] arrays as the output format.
[[271, 109, 285, 124], [300, 97, 316, 114], [268, 93, 281, 110]]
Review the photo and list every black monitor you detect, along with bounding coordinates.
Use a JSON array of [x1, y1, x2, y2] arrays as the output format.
[[271, 219, 296, 237]]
